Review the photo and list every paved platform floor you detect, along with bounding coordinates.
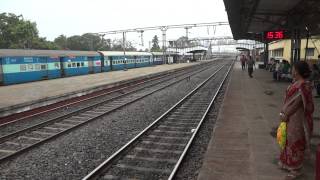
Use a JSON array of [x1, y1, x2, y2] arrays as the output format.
[[198, 62, 319, 180], [0, 62, 199, 110]]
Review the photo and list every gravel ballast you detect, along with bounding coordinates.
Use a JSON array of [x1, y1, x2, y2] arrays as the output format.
[[0, 62, 213, 137], [174, 65, 232, 180], [0, 60, 227, 179]]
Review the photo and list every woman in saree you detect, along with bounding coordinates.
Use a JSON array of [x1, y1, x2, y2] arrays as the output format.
[[278, 61, 314, 179]]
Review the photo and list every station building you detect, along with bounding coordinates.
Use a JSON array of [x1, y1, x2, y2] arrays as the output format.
[[268, 38, 320, 64]]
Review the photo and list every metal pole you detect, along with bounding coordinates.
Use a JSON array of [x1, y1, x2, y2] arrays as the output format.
[[265, 42, 269, 67], [293, 29, 301, 63], [305, 28, 309, 61], [123, 32, 127, 71], [161, 27, 167, 64]]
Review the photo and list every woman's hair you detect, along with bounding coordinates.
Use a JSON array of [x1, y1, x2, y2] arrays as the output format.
[[293, 61, 311, 79]]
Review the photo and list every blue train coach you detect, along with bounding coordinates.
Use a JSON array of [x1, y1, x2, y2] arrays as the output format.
[[151, 52, 164, 65], [99, 51, 153, 71], [0, 49, 101, 85]]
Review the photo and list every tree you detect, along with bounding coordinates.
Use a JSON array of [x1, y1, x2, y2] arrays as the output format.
[[66, 35, 85, 50], [110, 39, 136, 51], [151, 35, 161, 52], [54, 35, 68, 49], [55, 33, 112, 51], [0, 12, 137, 51], [0, 13, 56, 49]]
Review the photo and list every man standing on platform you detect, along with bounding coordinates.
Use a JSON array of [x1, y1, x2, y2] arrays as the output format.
[[247, 56, 254, 78], [240, 55, 246, 70]]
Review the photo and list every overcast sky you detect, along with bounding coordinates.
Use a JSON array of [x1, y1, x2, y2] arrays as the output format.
[[1, 0, 232, 50]]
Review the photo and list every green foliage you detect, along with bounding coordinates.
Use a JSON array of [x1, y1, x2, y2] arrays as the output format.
[[107, 39, 135, 51], [151, 35, 161, 52], [0, 13, 56, 49], [175, 36, 196, 48], [54, 35, 68, 49], [0, 12, 138, 51]]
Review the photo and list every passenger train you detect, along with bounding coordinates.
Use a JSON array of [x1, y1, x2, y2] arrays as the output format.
[[0, 49, 167, 85]]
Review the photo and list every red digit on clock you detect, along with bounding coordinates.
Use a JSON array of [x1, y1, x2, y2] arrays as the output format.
[[267, 32, 274, 39]]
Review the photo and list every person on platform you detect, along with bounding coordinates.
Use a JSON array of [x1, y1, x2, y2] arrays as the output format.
[[278, 61, 314, 179], [240, 55, 246, 70], [247, 56, 254, 78], [274, 60, 281, 80], [310, 64, 320, 96]]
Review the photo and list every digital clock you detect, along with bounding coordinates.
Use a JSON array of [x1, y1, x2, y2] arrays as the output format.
[[264, 31, 286, 41]]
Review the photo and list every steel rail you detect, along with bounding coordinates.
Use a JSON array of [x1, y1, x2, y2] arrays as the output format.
[[82, 62, 232, 180], [0, 61, 212, 128], [0, 62, 221, 162], [0, 62, 213, 142], [168, 61, 234, 180]]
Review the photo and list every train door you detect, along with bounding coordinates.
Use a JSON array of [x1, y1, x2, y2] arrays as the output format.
[[134, 56, 137, 68], [100, 56, 105, 72], [88, 57, 94, 74], [59, 57, 65, 77], [0, 58, 3, 84], [43, 57, 49, 79], [109, 56, 113, 70]]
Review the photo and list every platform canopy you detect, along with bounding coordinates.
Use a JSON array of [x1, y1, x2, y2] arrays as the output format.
[[236, 47, 249, 52], [223, 0, 320, 40], [185, 46, 208, 53]]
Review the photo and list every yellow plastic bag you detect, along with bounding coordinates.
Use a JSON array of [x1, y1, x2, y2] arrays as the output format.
[[277, 122, 287, 150]]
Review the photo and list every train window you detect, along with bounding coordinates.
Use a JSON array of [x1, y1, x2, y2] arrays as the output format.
[[35, 64, 41, 70], [81, 62, 85, 67], [54, 63, 60, 69], [77, 62, 80, 67], [28, 64, 34, 71], [41, 64, 47, 70], [20, 64, 27, 71], [68, 63, 71, 68], [72, 62, 76, 67]]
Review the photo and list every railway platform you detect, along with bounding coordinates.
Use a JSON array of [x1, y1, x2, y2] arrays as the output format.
[[198, 62, 319, 180], [0, 62, 201, 118]]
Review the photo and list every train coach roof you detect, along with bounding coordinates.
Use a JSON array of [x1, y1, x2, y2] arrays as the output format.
[[0, 49, 100, 57], [99, 51, 152, 56], [151, 52, 163, 56]]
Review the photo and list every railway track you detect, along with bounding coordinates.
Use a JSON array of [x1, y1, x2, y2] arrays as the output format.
[[0, 61, 218, 135], [82, 61, 233, 180], [0, 61, 215, 127], [0, 61, 224, 162]]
